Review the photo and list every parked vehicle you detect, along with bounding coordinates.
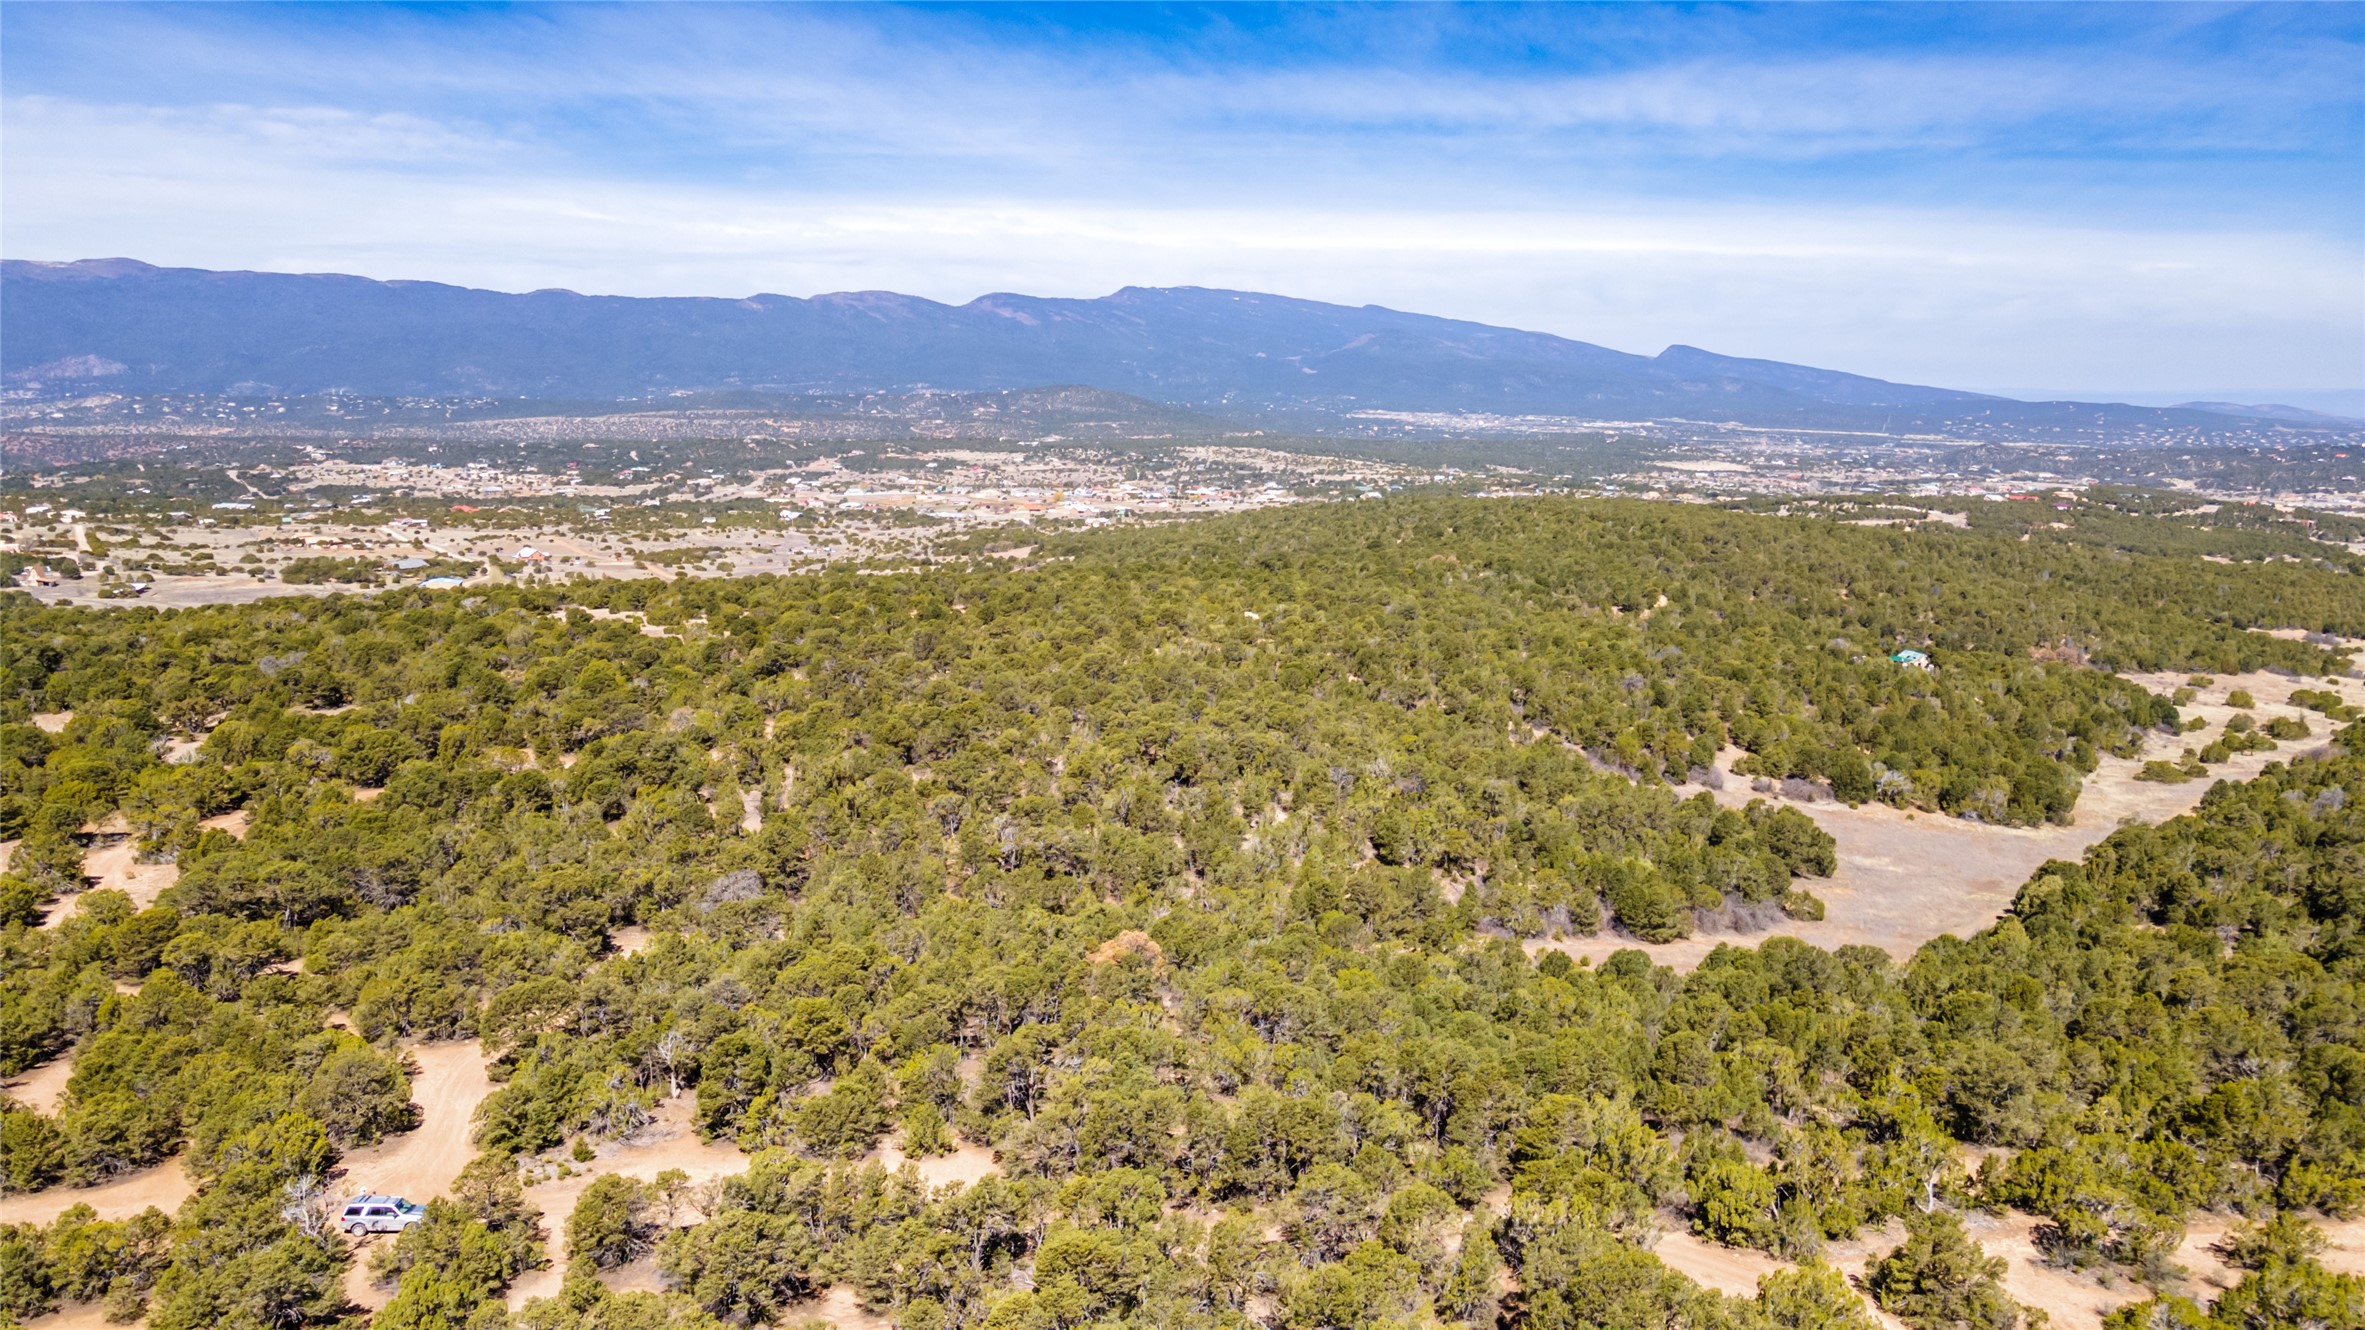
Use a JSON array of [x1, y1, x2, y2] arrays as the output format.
[[339, 1193, 425, 1235]]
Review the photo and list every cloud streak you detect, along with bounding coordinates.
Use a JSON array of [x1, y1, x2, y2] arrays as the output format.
[[2, 2, 2358, 395]]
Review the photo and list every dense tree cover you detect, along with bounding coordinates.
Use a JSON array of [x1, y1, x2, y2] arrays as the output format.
[[1, 497, 2361, 1329]]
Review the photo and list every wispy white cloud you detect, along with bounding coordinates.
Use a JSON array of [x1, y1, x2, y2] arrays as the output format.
[[1, 3, 2358, 394], [6, 89, 2355, 393]]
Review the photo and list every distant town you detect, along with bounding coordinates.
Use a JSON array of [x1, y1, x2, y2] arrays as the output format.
[[4, 387, 2360, 606]]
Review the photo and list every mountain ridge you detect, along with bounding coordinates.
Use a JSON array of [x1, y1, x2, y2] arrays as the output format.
[[1, 258, 2341, 436]]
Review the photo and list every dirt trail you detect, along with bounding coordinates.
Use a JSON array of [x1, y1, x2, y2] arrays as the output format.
[[1, 1157, 194, 1227], [1653, 1230, 1797, 1292], [1530, 670, 2365, 973], [199, 808, 250, 838], [505, 1093, 750, 1309], [344, 1244, 398, 1315], [336, 1044, 494, 1316], [337, 1041, 494, 1205], [3, 1055, 76, 1114], [1655, 1229, 1906, 1329], [335, 1043, 500, 1311]]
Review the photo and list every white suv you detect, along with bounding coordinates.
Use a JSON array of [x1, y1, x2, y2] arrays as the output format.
[[339, 1194, 425, 1235]]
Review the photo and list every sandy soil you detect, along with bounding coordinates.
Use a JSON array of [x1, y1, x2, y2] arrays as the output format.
[[1657, 1210, 2365, 1330], [1971, 1210, 2365, 1328], [198, 808, 250, 839], [336, 1041, 494, 1205], [2175, 1214, 2365, 1282], [30, 577, 339, 609], [19, 1300, 123, 1330], [31, 712, 72, 734], [1654, 1228, 1797, 1292], [870, 1136, 1001, 1190], [610, 925, 654, 957], [2171, 1218, 2246, 1299], [0, 839, 16, 873], [343, 1239, 398, 1315], [505, 1093, 751, 1309], [3, 1055, 76, 1114], [602, 1255, 668, 1295], [1655, 1229, 1905, 1329], [1968, 1211, 2148, 1330], [1529, 670, 2365, 973], [2, 1157, 194, 1227], [39, 840, 179, 930], [84, 840, 177, 908], [809, 1284, 896, 1330]]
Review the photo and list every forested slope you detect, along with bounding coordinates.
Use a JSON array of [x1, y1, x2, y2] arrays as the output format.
[[2, 498, 2360, 1330]]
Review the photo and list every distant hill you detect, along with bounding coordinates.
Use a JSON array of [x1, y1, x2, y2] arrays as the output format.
[[2174, 400, 2361, 425], [2, 258, 2348, 436]]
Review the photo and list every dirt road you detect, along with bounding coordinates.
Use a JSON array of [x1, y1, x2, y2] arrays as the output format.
[[337, 1041, 494, 1204], [1, 1157, 194, 1227]]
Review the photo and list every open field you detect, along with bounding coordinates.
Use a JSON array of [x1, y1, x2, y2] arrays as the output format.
[[1531, 665, 2365, 971]]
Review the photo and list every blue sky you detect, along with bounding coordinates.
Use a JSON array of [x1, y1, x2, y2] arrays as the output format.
[[4, 2, 2360, 405]]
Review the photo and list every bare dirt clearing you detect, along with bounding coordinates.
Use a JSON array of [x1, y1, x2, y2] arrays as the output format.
[[870, 1136, 1001, 1190], [337, 1041, 494, 1205], [1971, 1211, 2152, 1330], [37, 839, 179, 930], [810, 1284, 896, 1330], [1531, 670, 2365, 973]]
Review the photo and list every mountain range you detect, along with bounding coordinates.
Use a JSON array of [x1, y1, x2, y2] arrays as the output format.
[[2, 258, 2349, 435]]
